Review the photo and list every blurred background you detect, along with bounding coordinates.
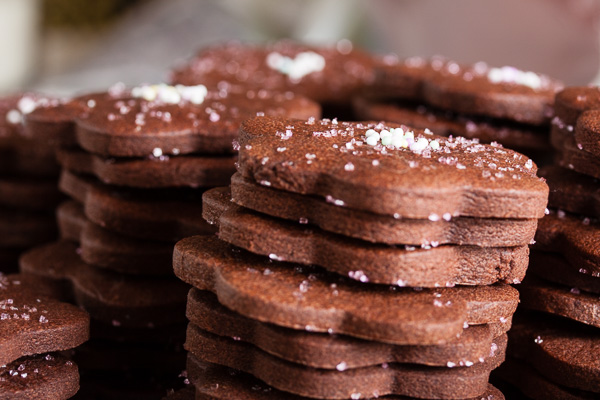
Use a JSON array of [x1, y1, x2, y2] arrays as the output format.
[[1, 0, 599, 96]]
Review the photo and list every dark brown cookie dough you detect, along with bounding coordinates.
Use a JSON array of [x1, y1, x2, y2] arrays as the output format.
[[237, 117, 548, 219], [173, 235, 519, 346]]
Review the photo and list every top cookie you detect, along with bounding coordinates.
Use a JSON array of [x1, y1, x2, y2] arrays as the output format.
[[170, 41, 377, 105], [237, 116, 548, 219], [377, 57, 562, 125], [26, 83, 320, 157]]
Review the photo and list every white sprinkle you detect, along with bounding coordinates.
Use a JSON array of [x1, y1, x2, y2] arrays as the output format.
[[525, 159, 533, 169], [269, 254, 284, 261], [5, 110, 22, 124], [428, 213, 440, 222], [534, 336, 543, 344], [344, 162, 355, 171], [152, 148, 163, 157], [336, 361, 348, 371]]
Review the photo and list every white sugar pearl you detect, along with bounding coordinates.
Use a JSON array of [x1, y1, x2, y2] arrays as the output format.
[[366, 134, 380, 146], [380, 130, 392, 146], [410, 137, 429, 152], [429, 140, 440, 150], [391, 134, 407, 148]]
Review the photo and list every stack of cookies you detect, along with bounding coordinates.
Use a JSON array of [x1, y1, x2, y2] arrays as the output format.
[[19, 83, 319, 399], [173, 115, 549, 399], [0, 95, 63, 272], [0, 272, 89, 399], [354, 57, 563, 163], [170, 40, 378, 118], [493, 86, 600, 398]]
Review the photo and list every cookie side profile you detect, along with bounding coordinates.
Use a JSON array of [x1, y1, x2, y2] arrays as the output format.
[[173, 235, 519, 345], [237, 117, 548, 219]]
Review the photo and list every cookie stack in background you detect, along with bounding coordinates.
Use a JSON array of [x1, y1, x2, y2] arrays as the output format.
[[173, 115, 549, 399], [170, 40, 377, 119], [354, 57, 563, 165], [492, 86, 600, 398], [0, 95, 63, 272], [18, 83, 320, 399]]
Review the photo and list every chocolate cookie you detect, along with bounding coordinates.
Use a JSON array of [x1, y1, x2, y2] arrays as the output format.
[[0, 353, 80, 400], [376, 57, 561, 125], [57, 147, 236, 189], [187, 289, 509, 369], [189, 358, 507, 400], [551, 123, 600, 179], [369, 56, 445, 100], [170, 40, 377, 105], [421, 62, 561, 125], [534, 210, 600, 275], [352, 97, 552, 153], [174, 235, 519, 346], [0, 209, 56, 248], [519, 276, 600, 328], [19, 241, 188, 328], [529, 251, 600, 294], [59, 170, 214, 242], [25, 84, 320, 158], [494, 357, 598, 400], [77, 84, 319, 157], [226, 174, 538, 247], [22, 92, 112, 147], [539, 165, 600, 218], [507, 313, 600, 394], [0, 273, 89, 366], [237, 117, 548, 219], [185, 325, 504, 400], [554, 86, 600, 157], [0, 177, 63, 211], [205, 188, 529, 287], [57, 201, 175, 275]]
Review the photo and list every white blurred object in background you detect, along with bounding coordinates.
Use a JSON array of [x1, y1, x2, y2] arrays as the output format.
[[0, 0, 41, 93]]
